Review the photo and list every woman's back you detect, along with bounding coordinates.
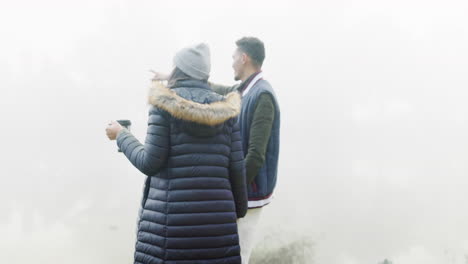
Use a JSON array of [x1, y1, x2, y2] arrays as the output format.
[[117, 79, 247, 264]]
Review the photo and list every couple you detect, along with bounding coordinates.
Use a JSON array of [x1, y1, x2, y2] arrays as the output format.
[[105, 37, 280, 264]]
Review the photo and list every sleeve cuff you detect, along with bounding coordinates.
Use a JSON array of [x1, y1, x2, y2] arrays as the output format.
[[116, 128, 130, 148]]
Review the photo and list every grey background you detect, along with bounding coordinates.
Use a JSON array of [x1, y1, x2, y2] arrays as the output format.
[[1, 0, 468, 263]]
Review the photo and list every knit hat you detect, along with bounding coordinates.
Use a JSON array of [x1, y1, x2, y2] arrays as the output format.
[[173, 43, 211, 80]]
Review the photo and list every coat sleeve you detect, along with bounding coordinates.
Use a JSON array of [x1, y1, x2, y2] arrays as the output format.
[[209, 82, 239, 96], [229, 119, 248, 218], [116, 106, 170, 176]]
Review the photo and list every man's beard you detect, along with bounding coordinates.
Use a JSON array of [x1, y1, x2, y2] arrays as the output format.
[[234, 72, 241, 81]]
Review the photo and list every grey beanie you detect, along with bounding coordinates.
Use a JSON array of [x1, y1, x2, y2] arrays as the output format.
[[173, 43, 211, 80]]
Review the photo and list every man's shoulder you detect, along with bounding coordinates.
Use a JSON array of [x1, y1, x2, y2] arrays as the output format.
[[252, 79, 280, 111], [253, 79, 276, 97]]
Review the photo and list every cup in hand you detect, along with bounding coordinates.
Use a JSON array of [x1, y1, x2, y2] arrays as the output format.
[[116, 120, 131, 152]]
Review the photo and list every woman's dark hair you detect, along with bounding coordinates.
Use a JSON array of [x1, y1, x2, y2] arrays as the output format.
[[167, 67, 192, 88]]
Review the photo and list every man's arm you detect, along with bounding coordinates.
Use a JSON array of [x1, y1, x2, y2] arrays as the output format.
[[150, 70, 239, 96], [245, 93, 275, 184], [209, 82, 239, 96]]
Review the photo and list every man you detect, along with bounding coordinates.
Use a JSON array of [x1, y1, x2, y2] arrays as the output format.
[[212, 37, 281, 264], [152, 37, 280, 264]]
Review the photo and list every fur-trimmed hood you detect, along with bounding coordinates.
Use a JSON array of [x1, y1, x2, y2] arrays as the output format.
[[148, 82, 241, 126]]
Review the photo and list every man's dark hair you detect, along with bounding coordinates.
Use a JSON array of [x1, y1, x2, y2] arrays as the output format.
[[236, 37, 265, 67]]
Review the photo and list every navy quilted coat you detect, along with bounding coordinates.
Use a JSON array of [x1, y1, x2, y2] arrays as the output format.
[[116, 79, 247, 264]]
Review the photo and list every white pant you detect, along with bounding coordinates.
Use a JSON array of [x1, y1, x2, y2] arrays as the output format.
[[237, 207, 264, 264]]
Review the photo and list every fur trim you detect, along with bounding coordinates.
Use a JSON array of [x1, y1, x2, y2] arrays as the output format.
[[148, 81, 241, 126]]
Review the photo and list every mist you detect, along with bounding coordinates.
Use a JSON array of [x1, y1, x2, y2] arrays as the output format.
[[1, 0, 468, 263]]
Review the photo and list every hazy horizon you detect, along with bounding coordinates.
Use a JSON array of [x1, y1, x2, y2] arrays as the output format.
[[2, 0, 468, 263]]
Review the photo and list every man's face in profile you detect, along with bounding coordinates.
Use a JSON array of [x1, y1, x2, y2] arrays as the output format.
[[232, 48, 245, 81]]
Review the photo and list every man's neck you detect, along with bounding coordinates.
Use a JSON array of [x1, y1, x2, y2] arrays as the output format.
[[241, 67, 261, 82], [237, 69, 262, 94]]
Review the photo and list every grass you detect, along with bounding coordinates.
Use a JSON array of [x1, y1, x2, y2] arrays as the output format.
[[250, 236, 314, 264]]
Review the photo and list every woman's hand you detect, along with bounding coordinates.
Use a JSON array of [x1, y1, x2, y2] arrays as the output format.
[[106, 121, 123, 140]]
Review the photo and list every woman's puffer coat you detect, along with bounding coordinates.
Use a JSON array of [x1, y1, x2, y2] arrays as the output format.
[[117, 79, 247, 264]]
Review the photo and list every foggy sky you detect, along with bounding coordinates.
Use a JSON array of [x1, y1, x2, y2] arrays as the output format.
[[1, 0, 468, 263]]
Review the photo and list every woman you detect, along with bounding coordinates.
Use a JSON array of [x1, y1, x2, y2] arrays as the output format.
[[106, 43, 247, 264]]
